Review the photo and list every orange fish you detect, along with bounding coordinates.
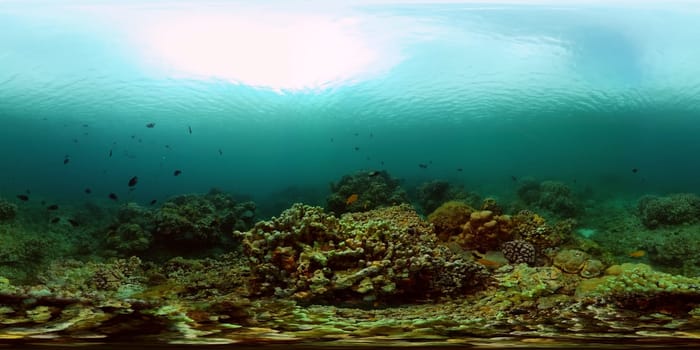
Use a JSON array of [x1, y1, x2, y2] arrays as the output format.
[[346, 194, 359, 205], [628, 250, 646, 258]]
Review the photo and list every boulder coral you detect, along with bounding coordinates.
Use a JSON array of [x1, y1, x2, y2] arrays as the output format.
[[326, 170, 409, 215], [637, 193, 700, 228], [235, 203, 489, 303]]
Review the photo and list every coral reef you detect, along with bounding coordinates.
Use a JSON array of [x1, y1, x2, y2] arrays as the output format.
[[511, 210, 573, 250], [105, 190, 256, 258], [637, 193, 700, 228], [575, 263, 700, 306], [0, 198, 17, 222], [413, 180, 479, 215], [326, 170, 409, 215], [516, 179, 582, 218], [428, 200, 574, 263], [235, 203, 489, 303], [552, 249, 604, 278], [454, 208, 514, 252], [427, 200, 473, 241], [501, 240, 536, 265]]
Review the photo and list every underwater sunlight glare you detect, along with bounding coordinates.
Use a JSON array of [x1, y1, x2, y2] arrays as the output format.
[[135, 11, 384, 92]]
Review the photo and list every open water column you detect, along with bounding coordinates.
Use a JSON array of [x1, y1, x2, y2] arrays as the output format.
[[2, 0, 700, 349]]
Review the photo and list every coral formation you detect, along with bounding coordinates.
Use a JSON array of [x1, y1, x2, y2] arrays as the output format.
[[516, 179, 582, 218], [0, 198, 17, 221], [235, 203, 489, 302], [456, 208, 514, 252], [427, 200, 473, 241], [550, 249, 605, 278], [637, 193, 700, 228], [575, 263, 700, 306], [414, 180, 479, 215], [326, 170, 409, 215], [501, 240, 536, 265], [511, 210, 573, 250], [105, 190, 256, 258], [429, 200, 574, 261]]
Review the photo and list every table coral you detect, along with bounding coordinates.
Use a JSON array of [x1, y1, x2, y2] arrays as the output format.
[[235, 204, 489, 303]]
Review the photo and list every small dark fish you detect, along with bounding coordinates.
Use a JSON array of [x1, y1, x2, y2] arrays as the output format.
[[131, 135, 136, 139], [67, 219, 80, 227], [84, 188, 92, 194], [46, 204, 59, 210], [511, 175, 518, 182], [418, 164, 428, 169], [368, 171, 380, 177], [16, 194, 29, 201], [63, 157, 70, 165], [82, 124, 89, 127], [354, 146, 359, 151], [128, 176, 138, 187], [72, 138, 78, 143], [369, 132, 373, 138], [354, 132, 359, 136], [146, 122, 156, 128], [330, 138, 334, 142], [109, 149, 113, 157], [108, 193, 119, 201], [188, 126, 192, 134], [218, 149, 223, 156], [632, 168, 638, 173], [149, 199, 158, 205], [173, 170, 182, 176], [165, 144, 171, 150], [457, 168, 463, 172], [50, 217, 60, 224]]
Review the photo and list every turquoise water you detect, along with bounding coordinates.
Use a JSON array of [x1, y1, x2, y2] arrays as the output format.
[[2, 0, 700, 212], [3, 0, 700, 348]]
